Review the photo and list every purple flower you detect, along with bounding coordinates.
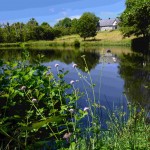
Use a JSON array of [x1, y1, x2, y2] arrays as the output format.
[[72, 64, 77, 68], [63, 132, 72, 139], [20, 86, 26, 91], [32, 98, 38, 103], [55, 64, 59, 67], [70, 80, 75, 85], [84, 107, 89, 111], [69, 109, 74, 113]]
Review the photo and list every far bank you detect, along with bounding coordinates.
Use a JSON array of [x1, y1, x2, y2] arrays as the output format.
[[0, 30, 136, 49]]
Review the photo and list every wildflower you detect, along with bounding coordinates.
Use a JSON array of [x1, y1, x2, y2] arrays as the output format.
[[69, 109, 74, 113], [100, 105, 106, 110], [76, 80, 79, 82], [72, 64, 77, 68], [81, 55, 85, 58], [70, 80, 75, 85], [55, 64, 59, 67], [84, 107, 89, 111], [20, 86, 26, 91], [63, 132, 72, 139], [32, 98, 38, 103], [112, 57, 116, 62]]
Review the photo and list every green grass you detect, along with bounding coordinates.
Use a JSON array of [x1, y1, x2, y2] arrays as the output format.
[[0, 30, 134, 49]]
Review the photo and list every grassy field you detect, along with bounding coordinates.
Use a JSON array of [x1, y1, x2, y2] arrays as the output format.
[[0, 30, 135, 49]]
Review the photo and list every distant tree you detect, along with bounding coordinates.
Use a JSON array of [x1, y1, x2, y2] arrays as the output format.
[[70, 18, 79, 34], [77, 12, 99, 40], [119, 0, 150, 38], [40, 22, 55, 40], [0, 25, 4, 42], [26, 18, 39, 40], [53, 27, 62, 37], [11, 22, 25, 42], [54, 17, 72, 35], [55, 17, 72, 28]]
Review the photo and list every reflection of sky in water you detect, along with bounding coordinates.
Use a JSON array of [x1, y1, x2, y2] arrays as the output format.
[[43, 61, 127, 108], [43, 60, 128, 128]]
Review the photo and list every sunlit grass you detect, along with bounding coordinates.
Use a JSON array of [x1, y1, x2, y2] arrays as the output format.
[[0, 30, 135, 49]]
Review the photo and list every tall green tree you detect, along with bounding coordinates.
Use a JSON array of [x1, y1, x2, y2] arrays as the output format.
[[77, 12, 99, 40], [0, 25, 4, 42], [70, 18, 78, 34], [119, 0, 150, 37], [26, 18, 39, 41], [54, 17, 72, 35], [40, 22, 55, 40]]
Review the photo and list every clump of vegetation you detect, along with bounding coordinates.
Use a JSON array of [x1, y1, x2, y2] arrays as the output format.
[[120, 0, 150, 38], [74, 39, 80, 48], [0, 51, 149, 149]]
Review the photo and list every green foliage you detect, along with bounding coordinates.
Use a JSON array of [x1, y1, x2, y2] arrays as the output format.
[[120, 0, 150, 37], [77, 12, 99, 40], [0, 18, 55, 43], [74, 39, 80, 48], [0, 51, 84, 149]]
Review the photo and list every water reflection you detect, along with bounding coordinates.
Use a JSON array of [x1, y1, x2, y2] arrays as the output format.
[[119, 51, 150, 109], [1, 46, 149, 110]]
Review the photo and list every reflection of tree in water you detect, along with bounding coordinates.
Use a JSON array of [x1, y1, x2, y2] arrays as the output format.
[[29, 49, 100, 71], [1, 48, 100, 71], [119, 52, 150, 108]]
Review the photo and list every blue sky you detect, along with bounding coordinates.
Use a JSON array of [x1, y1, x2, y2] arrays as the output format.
[[0, 0, 125, 26]]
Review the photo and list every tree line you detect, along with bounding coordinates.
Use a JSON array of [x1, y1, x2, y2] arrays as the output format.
[[0, 12, 99, 43], [0, 0, 149, 44]]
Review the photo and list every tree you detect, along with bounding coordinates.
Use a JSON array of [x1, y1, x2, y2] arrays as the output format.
[[77, 12, 99, 40], [119, 0, 150, 38], [0, 25, 4, 42], [40, 22, 55, 40], [70, 18, 78, 34], [26, 18, 39, 40], [54, 17, 72, 35], [54, 17, 72, 28]]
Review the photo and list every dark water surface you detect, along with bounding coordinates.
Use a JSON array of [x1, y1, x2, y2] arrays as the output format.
[[0, 46, 150, 111]]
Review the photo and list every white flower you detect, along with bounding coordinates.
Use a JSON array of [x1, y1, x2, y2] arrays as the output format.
[[72, 64, 77, 68], [84, 107, 89, 111], [112, 57, 116, 62], [32, 98, 38, 103], [55, 64, 59, 67], [63, 132, 72, 139], [20, 86, 26, 90], [70, 80, 75, 85], [69, 109, 74, 113]]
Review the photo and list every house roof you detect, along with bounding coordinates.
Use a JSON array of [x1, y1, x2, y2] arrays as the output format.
[[99, 18, 119, 27]]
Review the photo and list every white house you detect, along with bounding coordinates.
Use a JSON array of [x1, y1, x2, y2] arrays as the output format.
[[98, 18, 119, 31]]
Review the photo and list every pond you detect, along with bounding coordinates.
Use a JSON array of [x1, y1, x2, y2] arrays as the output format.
[[1, 46, 149, 112]]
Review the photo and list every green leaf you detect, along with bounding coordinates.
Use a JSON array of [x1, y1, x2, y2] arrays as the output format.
[[31, 116, 65, 130], [38, 93, 45, 100]]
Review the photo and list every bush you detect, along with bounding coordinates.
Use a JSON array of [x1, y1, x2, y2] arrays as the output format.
[[74, 39, 80, 48]]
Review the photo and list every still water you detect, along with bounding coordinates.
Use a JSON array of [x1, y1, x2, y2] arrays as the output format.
[[0, 46, 150, 112]]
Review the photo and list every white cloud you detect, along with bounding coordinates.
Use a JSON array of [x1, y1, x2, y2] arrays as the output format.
[[69, 15, 81, 20]]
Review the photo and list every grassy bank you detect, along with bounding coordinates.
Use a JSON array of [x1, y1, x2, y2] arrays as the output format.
[[0, 30, 134, 49]]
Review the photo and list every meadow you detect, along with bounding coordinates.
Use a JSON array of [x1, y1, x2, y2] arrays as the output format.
[[0, 30, 134, 49]]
